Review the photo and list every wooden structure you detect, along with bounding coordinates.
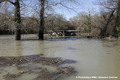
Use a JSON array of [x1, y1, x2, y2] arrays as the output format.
[[48, 30, 94, 38]]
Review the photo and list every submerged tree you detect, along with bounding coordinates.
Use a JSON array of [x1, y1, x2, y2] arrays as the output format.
[[38, 0, 79, 40], [99, 0, 120, 37], [100, 9, 115, 37], [115, 0, 120, 37], [39, 0, 45, 40], [0, 0, 21, 40]]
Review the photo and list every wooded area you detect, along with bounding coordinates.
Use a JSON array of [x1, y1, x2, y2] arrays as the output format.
[[0, 0, 120, 40]]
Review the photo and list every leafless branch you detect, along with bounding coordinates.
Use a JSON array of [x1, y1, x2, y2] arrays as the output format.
[[0, 0, 15, 5]]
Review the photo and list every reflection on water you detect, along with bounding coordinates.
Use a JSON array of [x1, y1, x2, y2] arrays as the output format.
[[0, 35, 120, 80]]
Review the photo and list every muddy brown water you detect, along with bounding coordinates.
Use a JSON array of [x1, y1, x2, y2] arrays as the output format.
[[0, 34, 120, 80]]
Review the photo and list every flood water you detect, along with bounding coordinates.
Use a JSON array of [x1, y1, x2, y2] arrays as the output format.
[[0, 34, 120, 80]]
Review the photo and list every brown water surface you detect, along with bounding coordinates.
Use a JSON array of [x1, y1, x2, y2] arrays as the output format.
[[0, 34, 120, 80]]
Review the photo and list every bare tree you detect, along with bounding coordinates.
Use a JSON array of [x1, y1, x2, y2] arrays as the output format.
[[0, 0, 21, 40], [115, 0, 120, 37], [39, 0, 45, 40], [100, 9, 115, 37], [70, 11, 92, 33], [38, 0, 79, 40], [99, 0, 120, 37]]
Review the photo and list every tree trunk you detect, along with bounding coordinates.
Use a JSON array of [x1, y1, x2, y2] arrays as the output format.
[[88, 12, 91, 34], [100, 9, 115, 37], [14, 0, 21, 40], [114, 0, 120, 37], [39, 0, 45, 40]]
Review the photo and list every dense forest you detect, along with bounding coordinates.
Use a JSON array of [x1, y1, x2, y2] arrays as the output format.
[[0, 0, 120, 40]]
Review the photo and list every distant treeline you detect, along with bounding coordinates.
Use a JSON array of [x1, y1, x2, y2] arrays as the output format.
[[0, 14, 75, 35], [0, 7, 120, 37], [0, 30, 36, 35], [0, 30, 13, 35], [0, 0, 120, 39]]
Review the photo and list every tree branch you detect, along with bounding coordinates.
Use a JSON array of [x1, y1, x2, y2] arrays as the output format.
[[99, 0, 117, 10], [0, 0, 4, 3], [0, 0, 15, 5], [60, 3, 77, 12], [8, 0, 15, 5]]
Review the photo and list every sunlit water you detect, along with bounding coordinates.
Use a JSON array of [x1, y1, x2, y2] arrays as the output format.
[[0, 34, 120, 80]]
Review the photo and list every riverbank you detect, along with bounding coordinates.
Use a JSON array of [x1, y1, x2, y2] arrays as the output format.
[[0, 34, 120, 40]]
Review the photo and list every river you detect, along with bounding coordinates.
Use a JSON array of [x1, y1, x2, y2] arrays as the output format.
[[0, 34, 120, 80]]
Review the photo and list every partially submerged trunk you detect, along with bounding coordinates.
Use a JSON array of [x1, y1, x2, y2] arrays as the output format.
[[39, 0, 45, 40], [114, 0, 120, 37], [14, 0, 21, 40], [0, 0, 21, 40], [100, 9, 115, 37]]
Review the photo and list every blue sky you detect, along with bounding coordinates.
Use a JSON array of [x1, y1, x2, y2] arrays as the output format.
[[23, 0, 100, 20], [54, 0, 100, 20], [0, 0, 100, 20]]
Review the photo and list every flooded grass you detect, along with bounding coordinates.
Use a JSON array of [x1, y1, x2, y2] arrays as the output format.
[[0, 54, 77, 80]]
